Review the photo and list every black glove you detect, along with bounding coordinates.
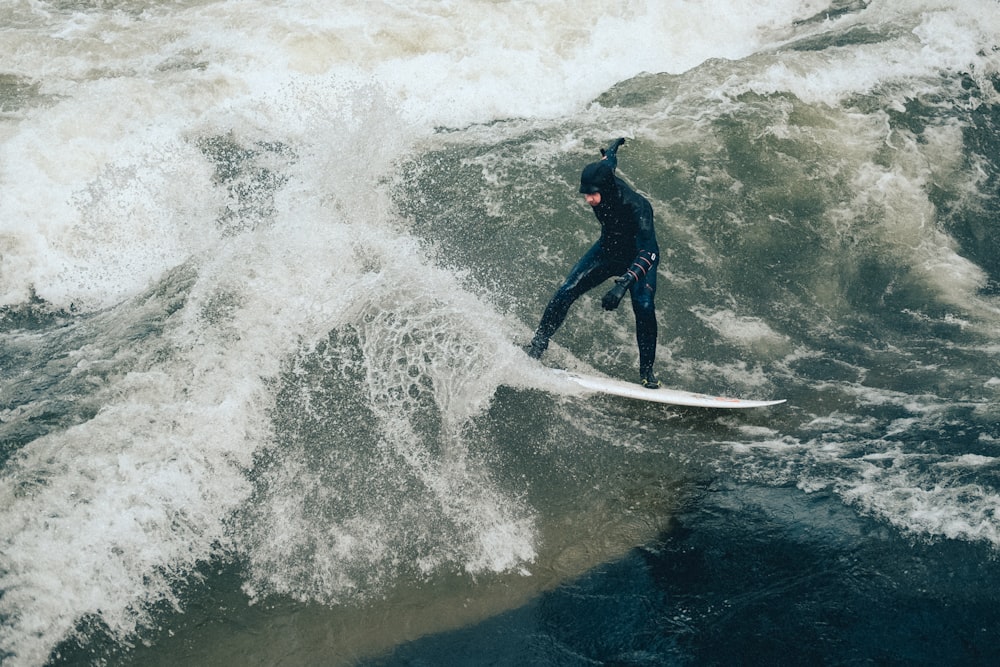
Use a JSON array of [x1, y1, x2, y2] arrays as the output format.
[[600, 137, 625, 158], [602, 276, 631, 311]]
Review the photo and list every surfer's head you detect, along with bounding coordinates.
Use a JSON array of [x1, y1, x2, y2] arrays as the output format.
[[579, 160, 616, 206]]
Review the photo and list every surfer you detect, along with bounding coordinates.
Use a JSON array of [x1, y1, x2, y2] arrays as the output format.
[[527, 138, 662, 388]]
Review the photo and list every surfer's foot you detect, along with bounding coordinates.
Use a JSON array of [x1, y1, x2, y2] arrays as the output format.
[[526, 334, 548, 359], [639, 371, 661, 389]]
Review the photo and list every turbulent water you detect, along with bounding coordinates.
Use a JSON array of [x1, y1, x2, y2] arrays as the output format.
[[3, 0, 1000, 665]]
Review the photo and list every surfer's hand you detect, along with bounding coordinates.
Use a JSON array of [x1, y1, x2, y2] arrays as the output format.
[[601, 277, 630, 310]]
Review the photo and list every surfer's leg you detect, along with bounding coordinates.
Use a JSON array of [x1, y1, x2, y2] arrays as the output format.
[[630, 258, 659, 386], [529, 244, 614, 357]]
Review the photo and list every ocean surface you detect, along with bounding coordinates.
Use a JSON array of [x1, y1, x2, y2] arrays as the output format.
[[3, 0, 1000, 665]]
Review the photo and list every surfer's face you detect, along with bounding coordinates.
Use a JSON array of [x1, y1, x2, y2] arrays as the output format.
[[584, 192, 601, 207]]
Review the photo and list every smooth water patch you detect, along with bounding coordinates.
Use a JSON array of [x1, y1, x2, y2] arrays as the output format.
[[369, 482, 1000, 666]]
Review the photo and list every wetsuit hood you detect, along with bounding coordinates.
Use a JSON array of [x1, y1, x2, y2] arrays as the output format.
[[579, 161, 616, 195], [579, 138, 626, 196]]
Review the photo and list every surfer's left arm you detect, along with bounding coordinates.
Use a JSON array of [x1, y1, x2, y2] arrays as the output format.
[[599, 137, 626, 169]]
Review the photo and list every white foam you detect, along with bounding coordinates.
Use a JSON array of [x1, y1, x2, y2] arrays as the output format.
[[690, 306, 791, 350], [3, 0, 1000, 663], [734, 0, 1000, 106], [940, 454, 997, 468], [0, 351, 269, 666], [843, 476, 1000, 546], [234, 239, 539, 605], [0, 72, 477, 664], [0, 0, 831, 311]]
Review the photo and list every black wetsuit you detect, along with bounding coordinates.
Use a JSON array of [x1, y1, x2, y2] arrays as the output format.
[[530, 140, 660, 381]]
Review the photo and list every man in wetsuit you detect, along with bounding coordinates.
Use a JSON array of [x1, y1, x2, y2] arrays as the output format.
[[527, 138, 661, 388]]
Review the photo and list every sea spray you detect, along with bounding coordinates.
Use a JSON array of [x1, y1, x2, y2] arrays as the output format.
[[5, 1, 1000, 665]]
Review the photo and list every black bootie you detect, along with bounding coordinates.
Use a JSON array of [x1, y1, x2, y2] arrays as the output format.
[[526, 333, 548, 359]]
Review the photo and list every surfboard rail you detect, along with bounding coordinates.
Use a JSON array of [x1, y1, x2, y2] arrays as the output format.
[[552, 369, 785, 409]]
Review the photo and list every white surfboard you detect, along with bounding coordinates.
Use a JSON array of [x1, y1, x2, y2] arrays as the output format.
[[552, 369, 785, 409]]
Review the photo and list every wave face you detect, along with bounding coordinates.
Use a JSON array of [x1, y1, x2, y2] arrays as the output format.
[[2, 0, 1000, 664]]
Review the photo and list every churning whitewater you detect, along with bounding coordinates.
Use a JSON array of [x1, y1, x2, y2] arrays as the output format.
[[3, 1, 1000, 665]]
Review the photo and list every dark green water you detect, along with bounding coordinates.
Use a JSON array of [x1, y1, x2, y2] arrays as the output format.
[[4, 1, 1000, 665]]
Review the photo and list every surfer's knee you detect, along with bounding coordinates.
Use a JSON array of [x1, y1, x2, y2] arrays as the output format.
[[631, 291, 655, 318], [552, 283, 584, 310]]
